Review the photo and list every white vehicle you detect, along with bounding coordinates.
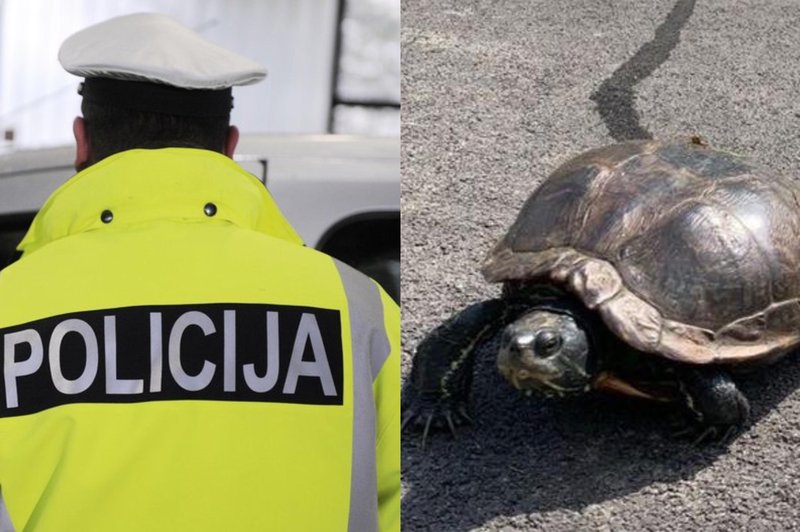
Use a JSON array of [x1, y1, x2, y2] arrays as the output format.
[[0, 134, 399, 301]]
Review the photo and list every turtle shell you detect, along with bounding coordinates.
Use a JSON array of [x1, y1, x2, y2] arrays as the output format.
[[482, 138, 800, 364]]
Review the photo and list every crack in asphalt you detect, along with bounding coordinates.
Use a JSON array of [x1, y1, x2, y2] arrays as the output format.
[[590, 0, 696, 141]]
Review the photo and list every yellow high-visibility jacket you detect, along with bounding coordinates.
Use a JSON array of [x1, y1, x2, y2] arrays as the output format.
[[0, 148, 400, 532]]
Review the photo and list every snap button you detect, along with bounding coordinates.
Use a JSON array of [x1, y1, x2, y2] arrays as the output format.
[[204, 202, 217, 217], [101, 210, 114, 223]]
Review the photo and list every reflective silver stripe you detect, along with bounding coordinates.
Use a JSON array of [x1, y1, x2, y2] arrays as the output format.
[[0, 488, 15, 532], [335, 260, 391, 532]]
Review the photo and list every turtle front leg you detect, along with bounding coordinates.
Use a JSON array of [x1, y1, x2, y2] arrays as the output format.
[[675, 367, 750, 444], [403, 299, 521, 445]]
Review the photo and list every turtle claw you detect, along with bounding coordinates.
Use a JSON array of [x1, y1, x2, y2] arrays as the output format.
[[713, 424, 738, 447], [691, 426, 716, 446], [691, 425, 738, 447], [670, 426, 694, 440], [670, 419, 741, 447], [444, 411, 458, 439], [401, 398, 472, 448], [421, 415, 434, 450], [457, 406, 474, 425], [400, 410, 416, 433]]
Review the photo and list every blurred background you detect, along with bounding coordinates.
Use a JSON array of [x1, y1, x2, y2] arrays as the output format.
[[0, 0, 400, 151], [0, 0, 400, 301]]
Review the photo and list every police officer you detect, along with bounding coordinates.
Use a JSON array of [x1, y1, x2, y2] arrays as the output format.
[[0, 13, 399, 532]]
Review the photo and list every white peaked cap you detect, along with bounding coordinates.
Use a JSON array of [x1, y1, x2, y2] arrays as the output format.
[[59, 12, 266, 89]]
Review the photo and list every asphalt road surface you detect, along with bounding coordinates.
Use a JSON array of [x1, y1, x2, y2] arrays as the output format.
[[401, 1, 800, 530]]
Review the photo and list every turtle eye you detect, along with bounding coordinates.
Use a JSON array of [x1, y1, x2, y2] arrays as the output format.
[[534, 330, 562, 356]]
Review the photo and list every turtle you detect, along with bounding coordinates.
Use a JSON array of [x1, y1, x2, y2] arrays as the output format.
[[403, 137, 800, 444]]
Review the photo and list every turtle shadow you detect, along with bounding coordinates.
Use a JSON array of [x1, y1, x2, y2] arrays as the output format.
[[401, 347, 800, 531]]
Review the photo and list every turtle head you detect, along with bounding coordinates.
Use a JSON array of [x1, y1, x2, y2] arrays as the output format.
[[497, 309, 593, 397]]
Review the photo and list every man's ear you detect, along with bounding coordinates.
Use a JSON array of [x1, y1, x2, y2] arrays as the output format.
[[224, 125, 239, 158], [73, 117, 91, 171]]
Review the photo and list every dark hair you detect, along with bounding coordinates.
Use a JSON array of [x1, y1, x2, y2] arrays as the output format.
[[80, 100, 230, 163]]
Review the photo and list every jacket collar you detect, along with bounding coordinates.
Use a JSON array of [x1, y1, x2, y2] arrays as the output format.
[[19, 148, 303, 255]]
